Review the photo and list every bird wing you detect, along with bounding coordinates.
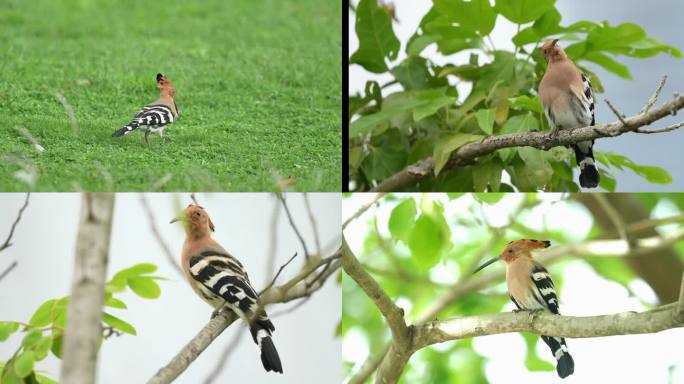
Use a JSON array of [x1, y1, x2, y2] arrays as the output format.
[[569, 73, 595, 126], [129, 104, 175, 127], [187, 250, 261, 319], [530, 263, 560, 314]]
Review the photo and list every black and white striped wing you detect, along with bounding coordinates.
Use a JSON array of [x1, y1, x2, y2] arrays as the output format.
[[131, 105, 175, 128], [188, 250, 261, 317], [530, 263, 559, 314], [580, 73, 595, 126]]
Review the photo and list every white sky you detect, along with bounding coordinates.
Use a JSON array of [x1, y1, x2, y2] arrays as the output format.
[[342, 193, 684, 384], [0, 193, 341, 384], [349, 0, 684, 192]]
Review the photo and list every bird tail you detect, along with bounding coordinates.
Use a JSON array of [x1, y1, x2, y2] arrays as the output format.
[[541, 335, 574, 379], [573, 140, 599, 188], [112, 123, 138, 137], [249, 317, 283, 373]]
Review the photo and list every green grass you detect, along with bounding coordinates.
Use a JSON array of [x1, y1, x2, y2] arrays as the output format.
[[0, 0, 341, 191]]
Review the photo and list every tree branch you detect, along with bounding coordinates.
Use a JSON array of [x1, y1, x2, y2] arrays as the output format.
[[677, 272, 684, 322], [276, 193, 311, 259], [0, 192, 30, 252], [140, 195, 183, 277], [414, 303, 683, 350], [147, 248, 341, 384], [60, 193, 115, 384], [343, 192, 385, 230], [370, 78, 684, 191], [342, 236, 410, 347]]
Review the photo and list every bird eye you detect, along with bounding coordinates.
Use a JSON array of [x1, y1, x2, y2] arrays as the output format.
[[507, 249, 513, 253], [543, 48, 547, 54], [194, 212, 201, 218]]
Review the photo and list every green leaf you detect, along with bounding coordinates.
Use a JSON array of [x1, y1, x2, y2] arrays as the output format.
[[518, 147, 553, 187], [128, 277, 161, 299], [361, 128, 409, 181], [350, 0, 400, 73], [587, 22, 645, 49], [391, 58, 430, 90], [473, 193, 505, 204], [29, 300, 58, 328], [582, 52, 631, 79], [495, 0, 555, 24], [508, 95, 541, 113], [14, 351, 35, 378], [0, 322, 20, 341], [500, 112, 539, 134], [412, 94, 457, 122], [599, 169, 616, 192], [475, 108, 496, 135], [521, 333, 555, 372], [1, 362, 23, 384], [406, 34, 440, 56], [350, 94, 425, 137], [472, 158, 503, 192], [105, 297, 127, 309], [50, 331, 63, 359], [388, 198, 417, 243], [33, 336, 53, 361], [22, 329, 43, 350], [434, 0, 497, 35], [601, 152, 672, 184], [408, 214, 450, 269], [434, 134, 483, 175], [102, 313, 137, 336]]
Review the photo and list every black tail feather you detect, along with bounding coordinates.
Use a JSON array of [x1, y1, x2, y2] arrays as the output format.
[[541, 335, 574, 379], [259, 336, 283, 373], [112, 125, 135, 137], [249, 318, 282, 373], [572, 141, 600, 188]]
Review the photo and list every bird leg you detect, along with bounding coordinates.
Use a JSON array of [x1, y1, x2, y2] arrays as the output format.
[[144, 131, 150, 147]]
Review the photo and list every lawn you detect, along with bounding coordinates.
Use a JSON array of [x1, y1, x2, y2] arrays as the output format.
[[0, 0, 341, 191]]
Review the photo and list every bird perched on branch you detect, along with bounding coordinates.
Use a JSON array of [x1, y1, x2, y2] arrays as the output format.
[[474, 239, 574, 379], [112, 73, 178, 146], [170, 204, 283, 374], [539, 39, 600, 188]]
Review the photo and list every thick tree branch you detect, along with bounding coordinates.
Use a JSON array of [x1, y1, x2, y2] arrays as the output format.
[[342, 236, 410, 348], [415, 303, 683, 351], [60, 193, 115, 384], [147, 248, 341, 384], [370, 78, 684, 191]]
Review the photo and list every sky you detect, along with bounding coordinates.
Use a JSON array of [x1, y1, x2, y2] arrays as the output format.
[[349, 0, 684, 192], [0, 193, 341, 384], [342, 193, 684, 384]]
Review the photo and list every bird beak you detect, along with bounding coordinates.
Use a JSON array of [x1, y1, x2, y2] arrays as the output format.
[[551, 38, 559, 47], [473, 255, 502, 274], [169, 215, 187, 224]]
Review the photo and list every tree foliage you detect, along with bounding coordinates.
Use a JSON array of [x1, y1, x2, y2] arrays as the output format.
[[349, 0, 681, 191], [0, 263, 165, 384], [341, 193, 684, 382]]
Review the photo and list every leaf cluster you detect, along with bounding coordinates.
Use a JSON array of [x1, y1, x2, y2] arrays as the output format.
[[349, 0, 681, 191]]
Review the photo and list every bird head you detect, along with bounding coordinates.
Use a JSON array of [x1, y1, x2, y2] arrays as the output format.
[[170, 204, 215, 237], [156, 73, 176, 98], [541, 39, 566, 63], [473, 239, 551, 273]]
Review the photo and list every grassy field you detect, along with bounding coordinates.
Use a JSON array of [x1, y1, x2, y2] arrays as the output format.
[[0, 0, 340, 191]]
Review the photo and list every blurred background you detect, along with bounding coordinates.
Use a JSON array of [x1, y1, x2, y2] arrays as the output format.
[[0, 193, 341, 383], [349, 0, 684, 191], [342, 193, 684, 383]]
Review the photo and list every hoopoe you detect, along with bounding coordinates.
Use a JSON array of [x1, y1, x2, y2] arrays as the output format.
[[474, 239, 574, 379], [170, 204, 283, 374], [539, 39, 600, 188], [112, 73, 178, 146]]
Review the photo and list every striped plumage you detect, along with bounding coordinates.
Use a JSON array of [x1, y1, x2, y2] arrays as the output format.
[[171, 204, 283, 374], [474, 239, 574, 379], [112, 73, 178, 146], [539, 39, 600, 188]]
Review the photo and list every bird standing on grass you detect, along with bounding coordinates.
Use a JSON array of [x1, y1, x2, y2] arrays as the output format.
[[170, 204, 283, 374], [474, 239, 574, 379], [112, 73, 178, 146], [539, 39, 600, 188]]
